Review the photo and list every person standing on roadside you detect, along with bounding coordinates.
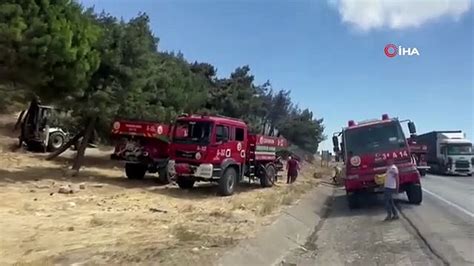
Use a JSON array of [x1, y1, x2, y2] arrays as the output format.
[[384, 158, 399, 221], [286, 155, 300, 184]]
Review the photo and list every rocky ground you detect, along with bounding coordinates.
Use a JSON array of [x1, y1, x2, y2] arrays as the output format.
[[0, 113, 331, 265]]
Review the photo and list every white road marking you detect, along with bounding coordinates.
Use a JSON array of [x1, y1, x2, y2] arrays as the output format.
[[422, 188, 474, 219]]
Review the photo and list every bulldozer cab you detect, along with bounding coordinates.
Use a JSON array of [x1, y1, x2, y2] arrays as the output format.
[[23, 105, 54, 138], [19, 101, 68, 152]]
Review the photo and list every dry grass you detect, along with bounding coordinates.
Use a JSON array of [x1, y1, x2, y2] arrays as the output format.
[[281, 192, 297, 205], [209, 208, 233, 219], [172, 224, 205, 242], [89, 214, 107, 227], [257, 193, 280, 216]]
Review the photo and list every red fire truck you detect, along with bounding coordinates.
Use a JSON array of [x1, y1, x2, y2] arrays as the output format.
[[407, 136, 430, 176], [110, 119, 172, 184], [332, 114, 423, 208], [168, 114, 288, 196]]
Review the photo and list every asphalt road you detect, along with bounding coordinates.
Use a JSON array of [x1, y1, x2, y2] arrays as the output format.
[[400, 174, 474, 265], [281, 188, 442, 266], [281, 174, 474, 266]]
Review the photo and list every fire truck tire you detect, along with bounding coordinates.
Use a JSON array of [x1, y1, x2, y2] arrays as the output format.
[[347, 192, 360, 209], [406, 184, 422, 205], [177, 177, 195, 189], [218, 167, 237, 196], [125, 163, 146, 180], [260, 164, 276, 188], [158, 167, 171, 184]]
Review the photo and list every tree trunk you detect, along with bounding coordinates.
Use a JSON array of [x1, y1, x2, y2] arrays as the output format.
[[269, 124, 275, 137], [45, 130, 85, 160], [72, 116, 96, 175], [261, 119, 267, 135]]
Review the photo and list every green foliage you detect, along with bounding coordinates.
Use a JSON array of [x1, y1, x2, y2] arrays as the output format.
[[0, 84, 30, 113], [0, 0, 100, 102], [0, 1, 325, 152], [279, 108, 326, 153]]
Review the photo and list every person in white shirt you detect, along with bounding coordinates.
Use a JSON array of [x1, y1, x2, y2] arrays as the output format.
[[384, 158, 399, 221]]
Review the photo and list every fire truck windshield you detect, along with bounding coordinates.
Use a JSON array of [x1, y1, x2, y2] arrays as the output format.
[[344, 121, 406, 156], [173, 120, 212, 144]]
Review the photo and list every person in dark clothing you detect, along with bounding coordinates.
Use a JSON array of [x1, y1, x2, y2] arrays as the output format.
[[286, 156, 300, 184]]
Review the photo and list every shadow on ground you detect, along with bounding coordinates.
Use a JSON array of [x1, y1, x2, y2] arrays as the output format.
[[0, 166, 161, 187], [152, 181, 267, 199], [326, 188, 412, 219], [0, 165, 274, 200], [51, 152, 123, 171]]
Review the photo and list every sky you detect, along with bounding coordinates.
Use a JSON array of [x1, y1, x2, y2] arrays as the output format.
[[81, 0, 473, 151]]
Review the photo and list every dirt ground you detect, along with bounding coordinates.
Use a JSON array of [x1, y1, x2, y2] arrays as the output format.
[[0, 113, 332, 265]]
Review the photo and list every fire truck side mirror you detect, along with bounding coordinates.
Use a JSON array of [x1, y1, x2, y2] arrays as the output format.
[[408, 122, 416, 134], [332, 136, 339, 151]]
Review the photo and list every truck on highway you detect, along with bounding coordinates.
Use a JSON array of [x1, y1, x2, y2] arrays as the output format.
[[167, 114, 288, 196], [332, 114, 423, 208], [110, 119, 172, 184], [414, 131, 473, 176]]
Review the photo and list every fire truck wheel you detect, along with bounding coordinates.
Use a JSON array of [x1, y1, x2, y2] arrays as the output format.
[[406, 184, 422, 205], [219, 167, 237, 196], [347, 192, 361, 209], [158, 167, 171, 184], [177, 177, 195, 189], [125, 163, 146, 180], [260, 164, 276, 188]]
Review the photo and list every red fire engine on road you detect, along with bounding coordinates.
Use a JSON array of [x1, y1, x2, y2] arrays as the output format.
[[333, 114, 423, 208]]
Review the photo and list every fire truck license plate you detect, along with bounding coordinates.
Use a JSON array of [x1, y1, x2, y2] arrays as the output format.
[[374, 174, 386, 185]]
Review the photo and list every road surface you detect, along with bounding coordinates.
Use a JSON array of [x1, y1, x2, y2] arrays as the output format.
[[280, 174, 474, 266], [400, 174, 474, 265]]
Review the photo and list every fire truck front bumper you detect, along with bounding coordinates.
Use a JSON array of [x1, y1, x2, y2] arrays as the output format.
[[168, 160, 214, 179], [344, 167, 420, 193]]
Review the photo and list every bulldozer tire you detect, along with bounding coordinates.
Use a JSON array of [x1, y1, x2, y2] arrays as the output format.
[[26, 141, 43, 152], [48, 132, 66, 152], [218, 167, 237, 196], [260, 164, 276, 188], [125, 163, 146, 180]]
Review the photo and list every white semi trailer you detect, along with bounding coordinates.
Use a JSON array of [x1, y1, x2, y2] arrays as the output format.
[[415, 131, 473, 176]]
